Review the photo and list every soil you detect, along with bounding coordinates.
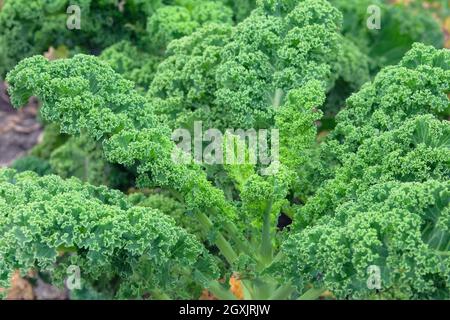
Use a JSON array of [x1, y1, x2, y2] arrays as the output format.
[[0, 82, 66, 299], [0, 81, 43, 167], [1, 271, 68, 300]]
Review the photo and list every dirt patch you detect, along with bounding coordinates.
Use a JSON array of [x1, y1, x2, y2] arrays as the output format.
[[0, 81, 42, 167], [1, 271, 68, 300]]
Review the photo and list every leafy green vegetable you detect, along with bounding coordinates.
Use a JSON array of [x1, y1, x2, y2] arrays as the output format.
[[0, 169, 218, 299], [99, 41, 162, 91], [0, 0, 146, 77], [1, 0, 448, 301], [279, 44, 450, 299], [149, 0, 368, 131]]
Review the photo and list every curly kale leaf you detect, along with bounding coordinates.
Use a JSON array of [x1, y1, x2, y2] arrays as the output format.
[[0, 168, 217, 299], [281, 180, 449, 299], [300, 115, 449, 225], [6, 54, 236, 221], [149, 0, 365, 131], [298, 44, 449, 202], [99, 41, 162, 91], [331, 43, 449, 160], [147, 0, 233, 52], [279, 45, 450, 299]]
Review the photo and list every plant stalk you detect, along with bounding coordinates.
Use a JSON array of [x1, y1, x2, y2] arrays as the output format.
[[268, 283, 295, 300], [260, 199, 274, 265], [298, 287, 327, 300], [197, 211, 239, 264]]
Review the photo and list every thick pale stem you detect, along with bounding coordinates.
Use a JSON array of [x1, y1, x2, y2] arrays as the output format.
[[195, 271, 237, 300], [197, 211, 238, 264], [206, 280, 238, 300], [298, 287, 327, 300], [436, 250, 450, 256], [151, 290, 171, 300], [260, 199, 274, 264], [268, 283, 295, 300], [273, 88, 284, 110], [223, 221, 253, 257]]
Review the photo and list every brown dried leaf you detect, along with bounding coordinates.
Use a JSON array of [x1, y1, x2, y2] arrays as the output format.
[[6, 271, 34, 300], [229, 273, 244, 300], [199, 289, 218, 300]]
